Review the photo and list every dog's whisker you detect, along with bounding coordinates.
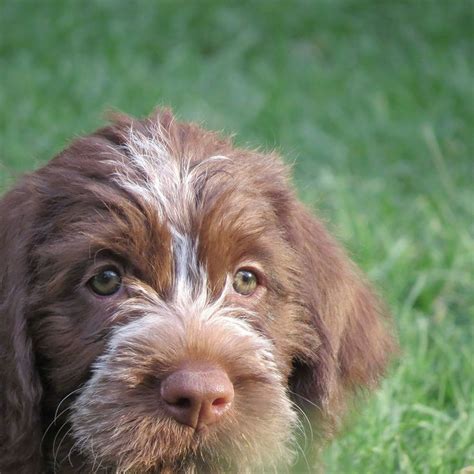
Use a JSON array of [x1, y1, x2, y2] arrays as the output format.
[[53, 424, 73, 473], [289, 405, 313, 471], [64, 439, 79, 468], [40, 388, 82, 450], [40, 406, 71, 450], [54, 388, 83, 421], [289, 389, 323, 410]]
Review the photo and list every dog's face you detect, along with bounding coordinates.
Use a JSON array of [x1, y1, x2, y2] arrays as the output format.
[[0, 110, 395, 473]]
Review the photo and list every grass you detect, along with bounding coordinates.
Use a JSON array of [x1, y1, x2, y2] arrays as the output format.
[[1, 1, 472, 472]]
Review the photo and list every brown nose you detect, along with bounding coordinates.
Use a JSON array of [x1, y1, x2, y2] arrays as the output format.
[[160, 363, 234, 430]]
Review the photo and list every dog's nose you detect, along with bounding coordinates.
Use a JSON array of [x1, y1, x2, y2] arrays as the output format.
[[160, 363, 234, 430]]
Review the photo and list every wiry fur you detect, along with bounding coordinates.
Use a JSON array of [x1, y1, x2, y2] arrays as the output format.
[[0, 108, 396, 473]]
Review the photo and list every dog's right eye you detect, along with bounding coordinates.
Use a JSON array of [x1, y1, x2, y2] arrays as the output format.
[[88, 268, 122, 296], [233, 269, 259, 296]]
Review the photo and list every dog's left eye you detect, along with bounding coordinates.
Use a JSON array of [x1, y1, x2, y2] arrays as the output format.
[[233, 269, 258, 296], [88, 268, 122, 296]]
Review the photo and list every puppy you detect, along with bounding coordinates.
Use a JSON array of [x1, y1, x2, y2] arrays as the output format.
[[0, 109, 396, 473]]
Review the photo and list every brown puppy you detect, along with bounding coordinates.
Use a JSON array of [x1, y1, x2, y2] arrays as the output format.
[[0, 109, 396, 473]]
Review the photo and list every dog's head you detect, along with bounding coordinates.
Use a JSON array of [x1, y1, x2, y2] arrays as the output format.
[[0, 109, 395, 472]]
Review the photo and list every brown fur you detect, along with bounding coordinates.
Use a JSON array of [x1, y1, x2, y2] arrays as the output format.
[[0, 109, 396, 473]]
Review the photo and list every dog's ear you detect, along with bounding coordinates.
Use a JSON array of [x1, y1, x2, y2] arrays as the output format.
[[0, 179, 43, 471], [284, 200, 396, 422]]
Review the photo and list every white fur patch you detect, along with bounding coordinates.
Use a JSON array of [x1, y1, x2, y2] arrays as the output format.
[[110, 123, 230, 305], [112, 123, 228, 230]]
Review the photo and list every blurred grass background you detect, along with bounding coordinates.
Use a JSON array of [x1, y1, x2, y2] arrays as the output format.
[[1, 1, 472, 472]]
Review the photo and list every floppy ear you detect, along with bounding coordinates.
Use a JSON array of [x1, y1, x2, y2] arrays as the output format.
[[285, 201, 396, 422], [0, 179, 44, 471]]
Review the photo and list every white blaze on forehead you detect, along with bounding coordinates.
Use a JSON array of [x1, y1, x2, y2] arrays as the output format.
[[112, 123, 228, 230], [110, 123, 229, 303], [171, 230, 206, 306]]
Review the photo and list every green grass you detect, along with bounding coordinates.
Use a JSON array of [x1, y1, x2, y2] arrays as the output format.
[[1, 1, 472, 472]]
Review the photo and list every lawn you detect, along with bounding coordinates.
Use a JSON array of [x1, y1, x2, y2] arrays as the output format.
[[1, 1, 472, 472]]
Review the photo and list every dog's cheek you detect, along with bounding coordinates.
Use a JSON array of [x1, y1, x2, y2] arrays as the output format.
[[30, 297, 119, 401], [252, 297, 309, 381]]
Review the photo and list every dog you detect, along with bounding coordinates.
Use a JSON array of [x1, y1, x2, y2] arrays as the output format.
[[0, 109, 396, 473]]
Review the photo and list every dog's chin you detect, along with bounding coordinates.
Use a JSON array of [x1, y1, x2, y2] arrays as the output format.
[[71, 422, 233, 473], [70, 406, 296, 473]]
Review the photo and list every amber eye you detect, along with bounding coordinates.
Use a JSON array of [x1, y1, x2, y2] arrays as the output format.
[[88, 268, 122, 296], [232, 269, 258, 296]]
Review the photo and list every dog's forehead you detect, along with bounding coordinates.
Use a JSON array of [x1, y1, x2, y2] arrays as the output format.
[[32, 117, 294, 298], [110, 123, 275, 228], [105, 124, 284, 286]]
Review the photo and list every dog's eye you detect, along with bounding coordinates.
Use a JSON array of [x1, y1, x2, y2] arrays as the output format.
[[233, 269, 258, 296], [88, 268, 122, 296]]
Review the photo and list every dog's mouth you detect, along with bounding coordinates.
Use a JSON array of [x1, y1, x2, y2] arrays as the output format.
[[68, 413, 242, 473], [68, 364, 296, 472], [66, 307, 297, 472]]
